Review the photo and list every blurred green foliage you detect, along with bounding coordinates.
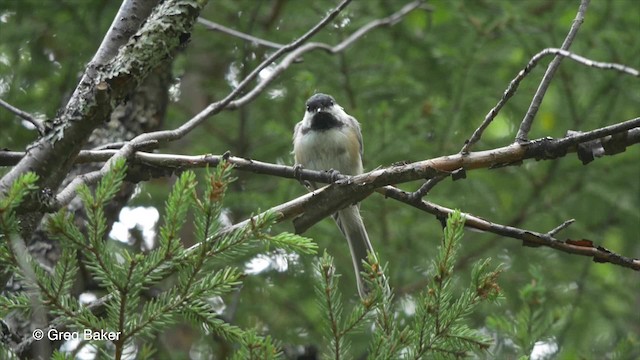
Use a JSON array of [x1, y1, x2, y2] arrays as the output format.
[[1, 0, 638, 358]]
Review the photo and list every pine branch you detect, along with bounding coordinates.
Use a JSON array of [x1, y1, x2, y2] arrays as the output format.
[[315, 252, 348, 360], [410, 211, 499, 359], [3, 161, 317, 357]]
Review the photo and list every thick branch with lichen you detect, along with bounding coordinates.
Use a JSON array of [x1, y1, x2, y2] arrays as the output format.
[[0, 0, 205, 202]]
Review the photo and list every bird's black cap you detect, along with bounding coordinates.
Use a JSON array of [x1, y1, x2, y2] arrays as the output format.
[[306, 93, 335, 112]]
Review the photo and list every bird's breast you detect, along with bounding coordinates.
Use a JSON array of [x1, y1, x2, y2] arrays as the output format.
[[294, 127, 362, 175]]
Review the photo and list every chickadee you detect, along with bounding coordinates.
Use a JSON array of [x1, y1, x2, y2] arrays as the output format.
[[293, 93, 383, 298]]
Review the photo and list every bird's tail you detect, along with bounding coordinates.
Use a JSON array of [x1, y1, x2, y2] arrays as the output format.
[[334, 205, 388, 298]]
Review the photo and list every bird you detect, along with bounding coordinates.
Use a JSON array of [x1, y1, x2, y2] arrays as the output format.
[[292, 93, 385, 298]]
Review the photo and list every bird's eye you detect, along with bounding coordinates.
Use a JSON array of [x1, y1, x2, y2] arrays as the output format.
[[306, 105, 311, 111]]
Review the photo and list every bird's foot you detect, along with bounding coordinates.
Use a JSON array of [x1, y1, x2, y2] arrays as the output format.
[[294, 164, 312, 188], [327, 168, 344, 183]]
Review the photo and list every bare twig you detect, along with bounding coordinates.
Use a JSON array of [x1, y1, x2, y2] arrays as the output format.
[[333, 0, 426, 53], [539, 49, 640, 76], [0, 98, 46, 136], [460, 47, 639, 153], [377, 186, 640, 270], [90, 140, 159, 151], [410, 172, 449, 201], [162, 0, 353, 139], [0, 0, 196, 200], [53, 0, 429, 208], [53, 0, 353, 207], [223, 0, 427, 110], [548, 219, 576, 236], [516, 0, 590, 143], [184, 183, 640, 271], [551, 117, 639, 148], [198, 17, 284, 49], [183, 178, 640, 271]]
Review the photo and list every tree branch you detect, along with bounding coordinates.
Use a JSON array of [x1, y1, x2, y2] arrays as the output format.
[[183, 173, 640, 271], [460, 48, 639, 153], [410, 173, 450, 201], [51, 0, 427, 209], [4, 118, 637, 273], [548, 219, 576, 237], [197, 17, 284, 49], [292, 117, 639, 232], [136, 0, 353, 143], [5, 119, 636, 273], [0, 98, 46, 136], [51, 0, 353, 207], [65, 0, 160, 111], [376, 187, 640, 270], [516, 0, 590, 142], [223, 0, 427, 111], [0, 0, 203, 203], [2, 117, 637, 205]]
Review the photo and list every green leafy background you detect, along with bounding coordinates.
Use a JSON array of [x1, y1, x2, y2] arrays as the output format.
[[1, 0, 638, 358]]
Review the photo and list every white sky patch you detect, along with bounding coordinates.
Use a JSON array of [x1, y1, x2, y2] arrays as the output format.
[[0, 78, 9, 96], [0, 53, 10, 66], [530, 339, 559, 360], [245, 255, 271, 274], [109, 206, 159, 249], [267, 88, 286, 99], [21, 120, 35, 131], [169, 77, 181, 102], [206, 296, 226, 315], [59, 339, 94, 359], [258, 62, 277, 83], [78, 292, 97, 305], [334, 15, 351, 29], [245, 250, 299, 275], [225, 62, 240, 88], [0, 11, 14, 23], [60, 341, 136, 360], [218, 208, 233, 229], [400, 296, 416, 316]]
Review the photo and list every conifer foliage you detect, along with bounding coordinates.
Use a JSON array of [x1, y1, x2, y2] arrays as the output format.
[[1, 161, 317, 359], [1, 161, 502, 359]]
